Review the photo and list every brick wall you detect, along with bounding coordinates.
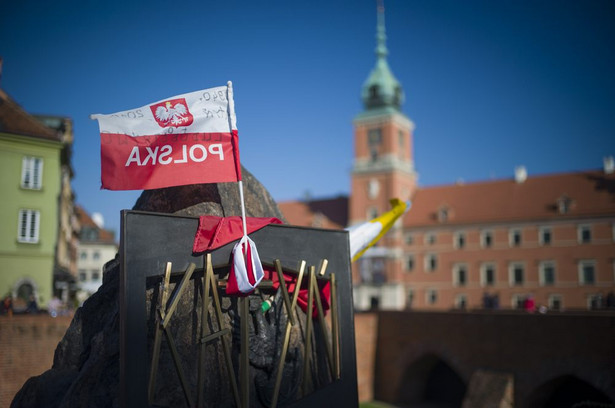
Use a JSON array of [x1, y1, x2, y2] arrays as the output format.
[[0, 315, 71, 407], [374, 310, 615, 406], [354, 312, 378, 402]]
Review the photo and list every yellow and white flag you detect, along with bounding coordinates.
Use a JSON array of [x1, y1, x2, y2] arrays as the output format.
[[346, 198, 411, 262]]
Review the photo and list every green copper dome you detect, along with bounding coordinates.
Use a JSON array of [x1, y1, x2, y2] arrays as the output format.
[[361, 1, 404, 111]]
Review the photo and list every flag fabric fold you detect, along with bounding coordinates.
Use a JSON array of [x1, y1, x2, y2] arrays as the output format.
[[192, 215, 282, 296], [346, 198, 411, 261], [192, 216, 283, 253], [91, 85, 241, 190]]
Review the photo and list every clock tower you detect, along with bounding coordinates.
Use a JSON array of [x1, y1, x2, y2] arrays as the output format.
[[350, 0, 417, 310]]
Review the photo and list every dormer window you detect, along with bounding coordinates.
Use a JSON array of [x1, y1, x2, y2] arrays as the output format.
[[438, 206, 449, 223], [557, 195, 572, 214]]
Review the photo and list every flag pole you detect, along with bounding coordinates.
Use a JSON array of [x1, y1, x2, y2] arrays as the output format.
[[226, 81, 248, 238]]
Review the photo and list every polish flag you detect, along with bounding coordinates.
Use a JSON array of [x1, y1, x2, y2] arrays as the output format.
[[91, 84, 241, 190]]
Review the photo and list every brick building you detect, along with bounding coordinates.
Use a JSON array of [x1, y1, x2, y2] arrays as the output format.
[[279, 3, 615, 312]]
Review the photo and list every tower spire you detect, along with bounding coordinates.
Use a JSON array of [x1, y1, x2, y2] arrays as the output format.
[[361, 0, 404, 111], [376, 0, 388, 60]]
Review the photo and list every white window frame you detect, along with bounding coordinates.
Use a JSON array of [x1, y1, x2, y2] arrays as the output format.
[[587, 293, 602, 310], [578, 260, 596, 285], [407, 288, 415, 309], [578, 224, 592, 244], [405, 254, 415, 272], [17, 209, 40, 243], [511, 294, 526, 309], [424, 232, 436, 245], [539, 261, 556, 286], [539, 226, 552, 246], [424, 253, 437, 272], [480, 262, 496, 287], [426, 288, 438, 305], [508, 262, 525, 286], [455, 294, 467, 309], [21, 156, 44, 190], [405, 233, 414, 245], [548, 294, 563, 311], [509, 228, 522, 247], [454, 231, 466, 249], [481, 230, 493, 248], [452, 263, 468, 287]]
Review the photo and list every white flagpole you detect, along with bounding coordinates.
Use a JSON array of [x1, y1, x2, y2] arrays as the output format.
[[226, 81, 248, 238]]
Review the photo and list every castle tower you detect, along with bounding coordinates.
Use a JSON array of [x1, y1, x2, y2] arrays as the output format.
[[350, 0, 417, 310]]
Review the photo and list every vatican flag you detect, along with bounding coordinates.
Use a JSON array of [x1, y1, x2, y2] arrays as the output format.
[[346, 198, 411, 262]]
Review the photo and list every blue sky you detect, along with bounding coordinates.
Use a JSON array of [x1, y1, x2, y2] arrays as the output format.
[[1, 0, 614, 236]]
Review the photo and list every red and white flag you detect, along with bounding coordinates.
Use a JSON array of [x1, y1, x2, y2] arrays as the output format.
[[91, 84, 241, 190]]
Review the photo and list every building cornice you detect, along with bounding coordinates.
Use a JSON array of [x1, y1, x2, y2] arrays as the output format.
[[353, 154, 416, 175]]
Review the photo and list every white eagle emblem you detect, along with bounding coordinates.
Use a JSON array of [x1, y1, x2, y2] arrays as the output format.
[[155, 101, 190, 126]]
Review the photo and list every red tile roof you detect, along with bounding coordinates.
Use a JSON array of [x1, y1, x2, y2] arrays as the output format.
[[278, 197, 348, 229], [404, 170, 615, 227], [278, 170, 615, 230], [0, 88, 60, 141], [75, 205, 116, 244]]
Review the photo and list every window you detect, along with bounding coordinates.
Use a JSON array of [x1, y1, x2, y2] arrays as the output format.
[[80, 251, 87, 260], [93, 251, 100, 260], [509, 229, 522, 247], [398, 130, 405, 159], [17, 209, 40, 243], [455, 294, 467, 309], [405, 233, 414, 245], [368, 128, 381, 161], [405, 255, 415, 272], [578, 225, 592, 244], [512, 294, 526, 310], [367, 207, 378, 220], [359, 257, 386, 284], [509, 262, 524, 286], [481, 230, 493, 248], [21, 156, 44, 189], [588, 294, 602, 310], [578, 260, 596, 285], [539, 261, 556, 286], [480, 263, 496, 287], [425, 233, 436, 245], [453, 264, 468, 287], [557, 195, 572, 214], [407, 288, 414, 309], [454, 232, 466, 249], [540, 227, 552, 245], [426, 289, 438, 305], [79, 270, 87, 282], [368, 179, 380, 199], [425, 253, 438, 272], [92, 271, 100, 281], [438, 207, 449, 223], [548, 294, 562, 311]]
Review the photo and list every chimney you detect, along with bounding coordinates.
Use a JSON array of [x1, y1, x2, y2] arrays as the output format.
[[514, 166, 527, 183], [604, 156, 614, 174]]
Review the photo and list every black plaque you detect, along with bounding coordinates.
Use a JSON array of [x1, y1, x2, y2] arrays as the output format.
[[119, 210, 358, 407]]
